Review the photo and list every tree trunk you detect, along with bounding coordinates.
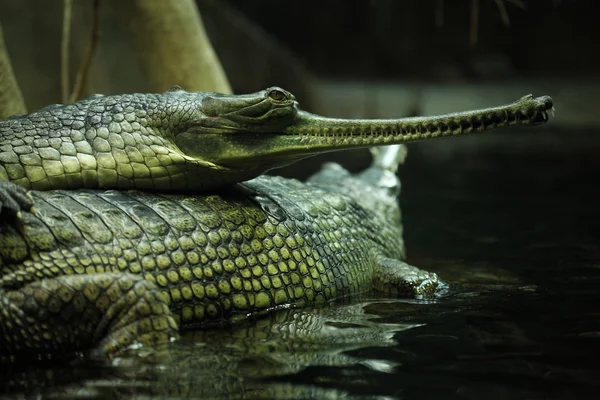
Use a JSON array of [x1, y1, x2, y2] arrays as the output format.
[[109, 0, 231, 94], [0, 23, 26, 119]]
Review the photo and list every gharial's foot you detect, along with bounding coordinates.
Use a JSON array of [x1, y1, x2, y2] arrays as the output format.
[[0, 180, 35, 233], [1, 273, 179, 363], [374, 256, 447, 299]]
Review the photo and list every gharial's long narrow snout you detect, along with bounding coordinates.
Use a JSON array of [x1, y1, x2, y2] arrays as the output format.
[[284, 94, 553, 143], [184, 90, 554, 172]]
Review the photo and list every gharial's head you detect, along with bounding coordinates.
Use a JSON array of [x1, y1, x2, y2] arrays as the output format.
[[169, 85, 553, 176]]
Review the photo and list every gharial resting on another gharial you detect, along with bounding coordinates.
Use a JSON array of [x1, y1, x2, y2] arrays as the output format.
[[0, 87, 553, 363]]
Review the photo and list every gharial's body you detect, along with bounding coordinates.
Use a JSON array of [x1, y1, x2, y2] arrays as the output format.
[[0, 145, 439, 362], [0, 89, 257, 192]]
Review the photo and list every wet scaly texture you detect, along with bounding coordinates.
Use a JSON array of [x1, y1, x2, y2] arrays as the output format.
[[0, 273, 177, 360], [0, 146, 443, 361], [0, 90, 227, 192]]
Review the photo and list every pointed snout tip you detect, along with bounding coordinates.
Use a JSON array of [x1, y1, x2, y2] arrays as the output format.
[[521, 94, 553, 111], [536, 95, 554, 111]]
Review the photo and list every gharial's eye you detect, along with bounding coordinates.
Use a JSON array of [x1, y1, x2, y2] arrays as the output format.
[[268, 89, 287, 101]]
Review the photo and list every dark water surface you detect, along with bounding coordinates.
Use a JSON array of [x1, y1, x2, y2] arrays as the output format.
[[1, 133, 598, 399]]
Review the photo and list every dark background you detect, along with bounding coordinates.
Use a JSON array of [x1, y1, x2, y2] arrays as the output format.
[[228, 0, 594, 80]]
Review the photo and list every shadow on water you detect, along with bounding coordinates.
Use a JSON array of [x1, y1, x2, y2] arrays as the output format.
[[2, 130, 600, 399]]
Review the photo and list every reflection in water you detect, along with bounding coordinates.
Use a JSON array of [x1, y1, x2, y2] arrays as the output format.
[[2, 138, 600, 399], [1, 300, 424, 399]]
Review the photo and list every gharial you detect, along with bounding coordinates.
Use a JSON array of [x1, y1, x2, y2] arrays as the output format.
[[0, 88, 553, 363]]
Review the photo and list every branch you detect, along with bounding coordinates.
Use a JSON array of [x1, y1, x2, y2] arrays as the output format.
[[494, 0, 511, 26], [61, 0, 73, 104], [70, 0, 101, 103], [0, 23, 26, 119]]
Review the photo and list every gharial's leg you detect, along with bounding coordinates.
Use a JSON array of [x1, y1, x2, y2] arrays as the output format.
[[373, 255, 445, 299], [0, 273, 179, 362], [0, 180, 34, 232]]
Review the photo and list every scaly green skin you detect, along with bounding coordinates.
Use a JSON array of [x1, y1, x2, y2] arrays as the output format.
[[0, 88, 248, 191], [0, 87, 553, 193], [0, 145, 438, 362]]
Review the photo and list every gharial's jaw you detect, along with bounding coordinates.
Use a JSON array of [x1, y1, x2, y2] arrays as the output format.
[[174, 92, 553, 171], [283, 94, 553, 143]]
